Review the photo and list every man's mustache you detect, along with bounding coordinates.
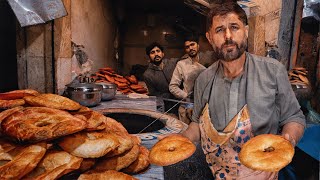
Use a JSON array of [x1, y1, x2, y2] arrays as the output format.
[[154, 55, 161, 60], [223, 39, 237, 47]]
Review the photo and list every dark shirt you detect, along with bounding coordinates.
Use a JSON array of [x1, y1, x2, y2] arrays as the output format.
[[143, 58, 178, 98], [191, 52, 306, 135]]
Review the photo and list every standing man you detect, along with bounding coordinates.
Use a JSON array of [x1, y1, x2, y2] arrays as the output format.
[[169, 34, 206, 124], [143, 42, 178, 113], [180, 2, 305, 179]]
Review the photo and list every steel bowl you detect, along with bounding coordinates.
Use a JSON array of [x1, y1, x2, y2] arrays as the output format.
[[95, 82, 117, 101], [65, 83, 102, 107]]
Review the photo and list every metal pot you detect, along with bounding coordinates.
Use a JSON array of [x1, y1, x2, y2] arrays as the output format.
[[95, 82, 117, 101], [65, 83, 102, 107]]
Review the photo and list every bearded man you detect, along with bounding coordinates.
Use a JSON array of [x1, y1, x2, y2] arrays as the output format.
[[143, 42, 179, 113], [179, 2, 305, 179]]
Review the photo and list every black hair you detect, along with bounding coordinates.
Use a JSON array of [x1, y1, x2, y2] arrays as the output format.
[[145, 42, 164, 55], [206, 1, 248, 32], [183, 33, 200, 43]]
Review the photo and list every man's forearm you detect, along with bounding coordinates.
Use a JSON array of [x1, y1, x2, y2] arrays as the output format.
[[281, 121, 305, 146], [181, 122, 201, 143]]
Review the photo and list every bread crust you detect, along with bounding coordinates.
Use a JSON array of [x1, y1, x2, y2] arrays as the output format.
[[24, 93, 81, 111], [94, 144, 140, 171], [123, 145, 150, 174], [149, 134, 196, 166], [239, 134, 294, 172], [78, 170, 137, 180], [1, 107, 87, 142], [0, 89, 39, 100], [0, 99, 25, 109], [58, 131, 120, 158], [24, 150, 82, 180], [0, 143, 47, 179]]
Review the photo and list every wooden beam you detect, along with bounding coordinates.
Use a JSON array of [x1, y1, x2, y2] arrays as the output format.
[[248, 15, 265, 56], [289, 0, 304, 70], [277, 0, 296, 68], [54, 0, 71, 94]]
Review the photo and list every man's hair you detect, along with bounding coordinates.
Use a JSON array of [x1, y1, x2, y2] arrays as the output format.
[[184, 33, 199, 43], [206, 2, 248, 32], [145, 42, 164, 55]]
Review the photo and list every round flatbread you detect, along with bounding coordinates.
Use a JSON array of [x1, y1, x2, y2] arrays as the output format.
[[149, 134, 196, 166], [78, 170, 137, 180], [0, 89, 39, 100], [58, 131, 120, 158], [94, 144, 140, 171], [123, 145, 150, 174], [1, 107, 87, 142], [239, 134, 294, 172], [24, 93, 81, 111]]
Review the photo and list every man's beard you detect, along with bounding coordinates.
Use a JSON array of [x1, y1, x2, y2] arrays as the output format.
[[212, 39, 247, 62], [152, 55, 162, 65], [188, 50, 198, 58]]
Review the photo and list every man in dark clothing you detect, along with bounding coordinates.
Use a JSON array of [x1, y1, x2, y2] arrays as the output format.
[[143, 42, 179, 113]]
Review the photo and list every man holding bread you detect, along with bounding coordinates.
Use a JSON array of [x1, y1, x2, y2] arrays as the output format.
[[181, 1, 306, 179]]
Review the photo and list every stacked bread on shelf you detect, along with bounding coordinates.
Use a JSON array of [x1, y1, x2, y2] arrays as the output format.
[[288, 67, 309, 86], [93, 67, 148, 95], [0, 89, 149, 180]]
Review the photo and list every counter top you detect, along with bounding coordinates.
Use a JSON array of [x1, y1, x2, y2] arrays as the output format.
[[91, 95, 160, 112]]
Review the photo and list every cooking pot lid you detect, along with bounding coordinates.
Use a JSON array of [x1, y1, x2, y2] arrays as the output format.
[[66, 83, 102, 91]]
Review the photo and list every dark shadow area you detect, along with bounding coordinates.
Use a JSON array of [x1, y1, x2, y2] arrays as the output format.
[[0, 0, 18, 92], [104, 113, 165, 133]]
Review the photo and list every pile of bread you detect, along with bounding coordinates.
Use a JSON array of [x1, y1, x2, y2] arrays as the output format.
[[0, 89, 150, 180], [93, 67, 148, 95], [288, 67, 309, 86]]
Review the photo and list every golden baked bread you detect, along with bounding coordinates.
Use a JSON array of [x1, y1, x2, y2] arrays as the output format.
[[149, 134, 196, 166], [114, 81, 128, 89], [129, 84, 144, 90], [0, 139, 17, 161], [123, 145, 150, 174], [58, 131, 120, 158], [0, 89, 39, 100], [130, 135, 141, 145], [94, 144, 140, 171], [104, 131, 134, 157], [105, 74, 115, 83], [125, 75, 138, 85], [104, 117, 129, 134], [99, 67, 115, 73], [72, 109, 107, 131], [1, 107, 87, 142], [79, 158, 96, 172], [0, 106, 23, 124], [24, 150, 82, 180], [78, 170, 137, 180], [23, 93, 81, 111], [114, 77, 129, 84], [0, 99, 25, 109], [0, 143, 47, 179], [239, 134, 295, 172]]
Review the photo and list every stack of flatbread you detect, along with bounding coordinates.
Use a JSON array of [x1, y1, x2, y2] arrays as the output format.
[[0, 89, 150, 180], [288, 67, 309, 86], [92, 67, 148, 95]]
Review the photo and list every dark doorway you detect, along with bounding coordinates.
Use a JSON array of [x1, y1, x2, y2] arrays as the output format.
[[0, 0, 18, 92]]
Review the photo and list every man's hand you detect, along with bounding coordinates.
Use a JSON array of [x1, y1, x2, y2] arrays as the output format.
[[281, 122, 305, 146], [283, 133, 297, 146], [157, 122, 201, 144]]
